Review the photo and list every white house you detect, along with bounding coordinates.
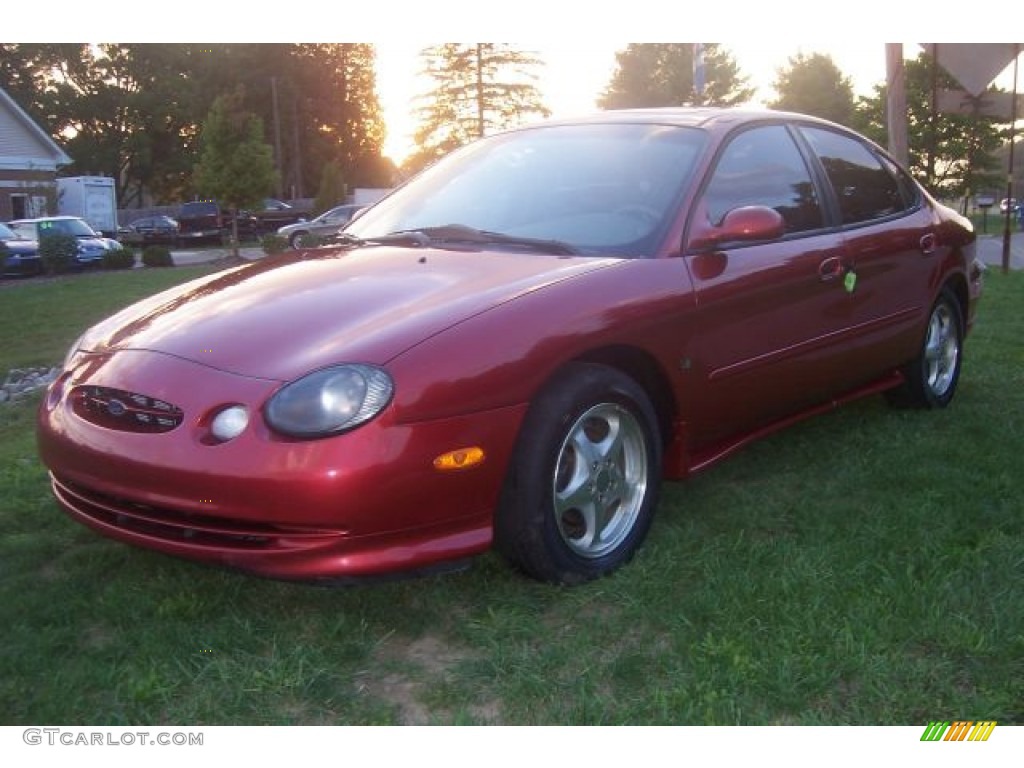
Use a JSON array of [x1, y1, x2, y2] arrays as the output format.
[[0, 87, 72, 221]]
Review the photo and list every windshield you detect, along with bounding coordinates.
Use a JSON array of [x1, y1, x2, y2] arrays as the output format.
[[0, 223, 20, 240], [347, 123, 706, 257]]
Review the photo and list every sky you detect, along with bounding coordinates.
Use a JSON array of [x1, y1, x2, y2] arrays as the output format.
[[16, 0, 1016, 166], [330, 0, 1003, 164], [373, 42, 900, 164]]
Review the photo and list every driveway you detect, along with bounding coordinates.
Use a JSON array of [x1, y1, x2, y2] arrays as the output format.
[[171, 246, 266, 266], [976, 233, 1024, 271]]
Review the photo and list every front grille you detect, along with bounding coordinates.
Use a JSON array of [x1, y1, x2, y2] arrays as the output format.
[[71, 385, 184, 433], [52, 474, 346, 551]]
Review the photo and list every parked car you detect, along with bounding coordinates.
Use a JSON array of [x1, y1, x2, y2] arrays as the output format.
[[8, 216, 120, 267], [245, 198, 305, 233], [118, 215, 180, 246], [1000, 197, 1019, 213], [0, 221, 42, 276], [37, 109, 983, 584], [277, 204, 363, 248]]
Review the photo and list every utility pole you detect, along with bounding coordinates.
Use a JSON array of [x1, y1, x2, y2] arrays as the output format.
[[291, 91, 303, 199], [885, 44, 909, 167], [271, 76, 283, 198], [1002, 44, 1019, 275]]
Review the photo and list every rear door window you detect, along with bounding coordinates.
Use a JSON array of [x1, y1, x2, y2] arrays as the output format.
[[799, 126, 909, 225]]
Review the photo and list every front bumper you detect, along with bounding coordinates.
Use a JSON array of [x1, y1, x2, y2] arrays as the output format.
[[37, 349, 525, 580]]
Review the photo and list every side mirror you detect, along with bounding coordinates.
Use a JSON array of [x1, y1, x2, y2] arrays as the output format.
[[687, 205, 786, 252]]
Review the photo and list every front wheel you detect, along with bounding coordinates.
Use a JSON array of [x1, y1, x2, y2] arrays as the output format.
[[887, 288, 964, 409], [496, 363, 662, 584]]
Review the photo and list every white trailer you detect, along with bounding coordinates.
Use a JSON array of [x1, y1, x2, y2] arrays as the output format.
[[56, 176, 118, 237]]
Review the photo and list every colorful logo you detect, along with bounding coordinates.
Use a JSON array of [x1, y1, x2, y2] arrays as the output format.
[[920, 721, 997, 742]]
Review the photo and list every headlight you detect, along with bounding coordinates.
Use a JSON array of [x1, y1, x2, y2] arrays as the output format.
[[264, 364, 394, 438]]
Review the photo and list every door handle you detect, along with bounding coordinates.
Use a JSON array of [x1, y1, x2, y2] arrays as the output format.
[[818, 256, 844, 281]]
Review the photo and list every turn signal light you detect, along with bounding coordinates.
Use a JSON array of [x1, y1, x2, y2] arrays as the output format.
[[433, 446, 485, 471]]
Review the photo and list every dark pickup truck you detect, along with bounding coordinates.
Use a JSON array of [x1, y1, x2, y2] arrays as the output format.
[[176, 201, 226, 245], [177, 201, 263, 244], [177, 199, 304, 243]]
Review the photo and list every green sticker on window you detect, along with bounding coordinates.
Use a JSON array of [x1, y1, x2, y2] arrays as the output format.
[[844, 270, 857, 293]]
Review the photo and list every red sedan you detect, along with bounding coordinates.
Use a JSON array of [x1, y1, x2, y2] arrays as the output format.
[[37, 109, 983, 584]]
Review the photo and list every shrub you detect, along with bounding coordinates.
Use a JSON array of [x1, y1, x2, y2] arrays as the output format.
[[102, 246, 136, 270], [38, 232, 78, 275], [261, 234, 288, 255], [141, 245, 174, 268]]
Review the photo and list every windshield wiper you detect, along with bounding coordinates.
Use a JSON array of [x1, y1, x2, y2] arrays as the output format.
[[381, 224, 579, 255], [330, 224, 579, 255], [329, 231, 432, 249]]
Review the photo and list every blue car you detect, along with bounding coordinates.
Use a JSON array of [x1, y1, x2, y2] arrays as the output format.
[[8, 216, 121, 269], [0, 221, 42, 276]]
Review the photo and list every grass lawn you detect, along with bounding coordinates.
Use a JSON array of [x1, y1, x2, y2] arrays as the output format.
[[0, 265, 1021, 725], [0, 265, 224, 373]]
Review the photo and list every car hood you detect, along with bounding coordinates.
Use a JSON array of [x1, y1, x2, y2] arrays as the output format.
[[78, 246, 623, 381]]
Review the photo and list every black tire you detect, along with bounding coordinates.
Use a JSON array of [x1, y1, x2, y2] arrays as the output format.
[[495, 362, 662, 584], [289, 231, 310, 249], [887, 287, 964, 409]]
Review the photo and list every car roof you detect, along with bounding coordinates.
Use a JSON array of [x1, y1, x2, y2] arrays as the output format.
[[527, 107, 847, 135], [9, 215, 86, 224]]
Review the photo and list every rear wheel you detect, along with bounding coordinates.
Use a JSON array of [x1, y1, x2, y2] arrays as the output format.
[[887, 288, 964, 409], [496, 363, 662, 584]]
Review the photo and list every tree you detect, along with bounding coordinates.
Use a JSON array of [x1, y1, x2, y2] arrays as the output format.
[[599, 44, 754, 109], [288, 44, 392, 191], [0, 43, 87, 124], [0, 44, 390, 205], [769, 52, 857, 126], [852, 52, 1004, 200], [406, 44, 550, 174], [193, 93, 277, 259], [0, 44, 205, 206], [206, 44, 391, 195]]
